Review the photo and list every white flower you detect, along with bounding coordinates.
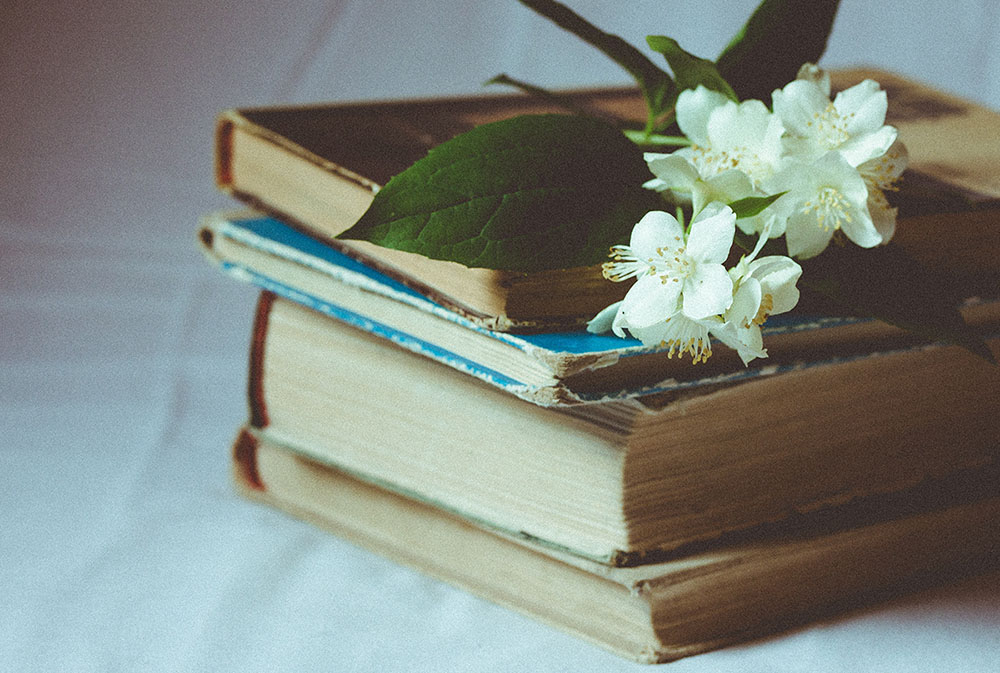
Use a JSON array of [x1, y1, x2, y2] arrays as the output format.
[[591, 69, 903, 366], [602, 204, 736, 326], [586, 300, 622, 336], [587, 205, 802, 367], [858, 139, 908, 242], [763, 70, 905, 257], [643, 86, 784, 238], [671, 86, 785, 189], [715, 255, 802, 365], [588, 204, 736, 363], [794, 63, 831, 92], [773, 75, 897, 167], [771, 151, 882, 259], [626, 311, 717, 364], [643, 153, 754, 215], [587, 300, 718, 365]]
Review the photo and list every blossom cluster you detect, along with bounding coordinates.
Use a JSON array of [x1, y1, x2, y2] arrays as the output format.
[[587, 204, 801, 365], [588, 66, 906, 365]]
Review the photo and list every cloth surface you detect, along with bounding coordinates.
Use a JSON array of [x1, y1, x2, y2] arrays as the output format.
[[3, 2, 999, 670]]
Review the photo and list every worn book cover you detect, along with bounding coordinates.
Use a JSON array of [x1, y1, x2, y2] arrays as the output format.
[[215, 69, 1000, 330], [200, 210, 1000, 405], [234, 429, 1000, 664], [242, 293, 1000, 563]]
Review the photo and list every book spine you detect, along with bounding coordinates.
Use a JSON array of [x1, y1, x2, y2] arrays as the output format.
[[248, 291, 275, 428], [214, 111, 237, 189], [232, 428, 264, 491]]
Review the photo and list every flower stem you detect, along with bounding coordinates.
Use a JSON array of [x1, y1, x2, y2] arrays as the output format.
[[485, 73, 600, 119], [623, 130, 690, 146]]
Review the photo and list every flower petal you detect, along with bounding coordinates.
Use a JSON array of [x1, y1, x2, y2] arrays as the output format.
[[838, 125, 897, 167], [630, 211, 683, 257], [748, 256, 802, 314], [586, 301, 622, 334], [611, 304, 630, 338], [704, 169, 754, 201], [838, 201, 882, 248], [868, 191, 898, 242], [643, 177, 669, 192], [706, 99, 771, 150], [623, 320, 668, 347], [729, 276, 762, 326], [644, 153, 700, 191], [834, 80, 887, 134], [685, 203, 736, 264], [860, 139, 908, 188], [785, 209, 836, 259], [711, 319, 767, 365], [692, 169, 754, 216], [636, 313, 714, 363], [621, 273, 683, 328], [773, 79, 828, 136], [676, 86, 730, 145], [796, 63, 831, 96], [683, 263, 733, 319]]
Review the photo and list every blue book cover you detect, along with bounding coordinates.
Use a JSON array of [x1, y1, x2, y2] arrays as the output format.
[[199, 211, 954, 405]]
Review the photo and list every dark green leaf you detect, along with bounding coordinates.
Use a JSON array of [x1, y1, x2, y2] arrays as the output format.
[[728, 192, 785, 219], [798, 242, 995, 363], [733, 229, 758, 255], [716, 0, 841, 102], [730, 194, 787, 254], [646, 35, 738, 101], [339, 114, 662, 272], [517, 0, 675, 131]]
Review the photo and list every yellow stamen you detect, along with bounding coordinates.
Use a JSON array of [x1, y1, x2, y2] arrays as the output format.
[[800, 187, 852, 231], [753, 294, 774, 326]]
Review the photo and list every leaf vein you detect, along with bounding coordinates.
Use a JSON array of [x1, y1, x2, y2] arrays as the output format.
[[378, 185, 590, 227]]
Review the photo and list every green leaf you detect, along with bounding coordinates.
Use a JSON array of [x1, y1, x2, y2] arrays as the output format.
[[339, 114, 662, 272], [798, 243, 995, 363], [517, 0, 675, 132], [646, 35, 738, 101], [728, 193, 784, 219], [716, 0, 841, 103], [729, 194, 787, 253]]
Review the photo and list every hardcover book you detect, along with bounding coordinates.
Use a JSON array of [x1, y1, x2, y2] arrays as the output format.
[[208, 59, 1000, 663], [235, 428, 1000, 664], [215, 69, 1000, 330], [244, 292, 1000, 564], [199, 210, 1000, 406]]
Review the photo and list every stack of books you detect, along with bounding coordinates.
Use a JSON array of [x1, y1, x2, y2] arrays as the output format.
[[200, 69, 1000, 663]]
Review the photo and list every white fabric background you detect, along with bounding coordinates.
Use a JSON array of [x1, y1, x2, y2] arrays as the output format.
[[3, 1, 999, 671]]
